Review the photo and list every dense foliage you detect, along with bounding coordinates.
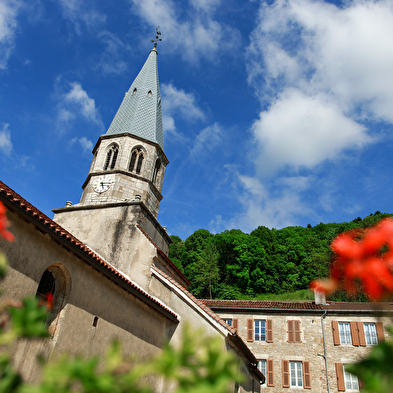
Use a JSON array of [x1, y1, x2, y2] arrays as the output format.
[[169, 212, 392, 300]]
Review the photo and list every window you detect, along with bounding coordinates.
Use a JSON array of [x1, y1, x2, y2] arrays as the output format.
[[336, 363, 359, 391], [290, 361, 303, 387], [282, 360, 310, 389], [332, 321, 382, 346], [258, 360, 266, 386], [247, 319, 273, 342], [339, 322, 352, 345], [35, 265, 71, 337], [287, 320, 301, 343], [344, 365, 359, 391], [258, 359, 274, 387], [129, 147, 144, 174], [364, 323, 377, 345], [224, 319, 232, 327], [152, 159, 161, 184], [104, 145, 118, 170], [255, 320, 266, 341]]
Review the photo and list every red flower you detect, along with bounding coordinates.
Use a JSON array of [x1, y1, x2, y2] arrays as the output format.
[[0, 202, 15, 242], [310, 218, 393, 301]]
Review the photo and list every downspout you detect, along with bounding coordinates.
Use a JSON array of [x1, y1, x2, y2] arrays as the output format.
[[321, 310, 330, 393]]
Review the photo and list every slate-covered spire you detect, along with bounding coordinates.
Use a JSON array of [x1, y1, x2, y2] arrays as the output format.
[[105, 47, 164, 150]]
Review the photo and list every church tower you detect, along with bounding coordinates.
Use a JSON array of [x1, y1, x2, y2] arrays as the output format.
[[53, 35, 172, 278], [79, 45, 168, 217]]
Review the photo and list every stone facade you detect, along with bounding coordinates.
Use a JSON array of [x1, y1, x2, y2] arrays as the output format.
[[202, 300, 393, 393], [77, 133, 168, 218]]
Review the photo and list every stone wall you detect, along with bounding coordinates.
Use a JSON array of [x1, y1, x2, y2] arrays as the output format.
[[213, 309, 392, 392]]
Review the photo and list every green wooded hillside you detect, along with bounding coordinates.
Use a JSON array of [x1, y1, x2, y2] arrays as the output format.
[[169, 212, 392, 301]]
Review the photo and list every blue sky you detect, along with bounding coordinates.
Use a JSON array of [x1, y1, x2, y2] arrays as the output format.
[[1, 0, 393, 240]]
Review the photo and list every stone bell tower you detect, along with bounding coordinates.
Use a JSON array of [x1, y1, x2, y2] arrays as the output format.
[[53, 34, 172, 276]]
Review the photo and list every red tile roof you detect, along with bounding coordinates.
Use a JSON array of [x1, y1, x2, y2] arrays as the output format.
[[201, 299, 393, 313], [0, 180, 178, 321], [201, 299, 323, 310]]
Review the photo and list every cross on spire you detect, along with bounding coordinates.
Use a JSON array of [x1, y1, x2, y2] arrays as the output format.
[[151, 27, 162, 49]]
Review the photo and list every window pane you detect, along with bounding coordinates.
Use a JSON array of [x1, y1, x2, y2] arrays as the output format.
[[258, 360, 266, 385], [339, 323, 352, 344], [364, 323, 377, 345], [290, 361, 302, 387], [255, 320, 266, 341], [344, 365, 359, 391]]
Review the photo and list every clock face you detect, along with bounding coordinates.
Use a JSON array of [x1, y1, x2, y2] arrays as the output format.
[[93, 175, 113, 194]]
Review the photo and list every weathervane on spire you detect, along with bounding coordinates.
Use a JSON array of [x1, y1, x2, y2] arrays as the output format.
[[151, 26, 162, 49]]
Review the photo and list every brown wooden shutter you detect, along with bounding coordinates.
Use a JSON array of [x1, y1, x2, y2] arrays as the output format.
[[288, 320, 294, 343], [335, 363, 345, 391], [282, 360, 290, 388], [376, 321, 385, 342], [247, 319, 254, 342], [358, 322, 366, 346], [332, 321, 340, 345], [350, 321, 359, 346], [232, 318, 238, 333], [266, 319, 273, 343], [303, 361, 311, 389], [267, 359, 274, 387], [294, 320, 301, 343]]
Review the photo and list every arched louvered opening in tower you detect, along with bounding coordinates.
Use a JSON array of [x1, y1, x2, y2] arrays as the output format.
[[104, 144, 119, 170], [129, 147, 144, 175], [152, 159, 161, 185]]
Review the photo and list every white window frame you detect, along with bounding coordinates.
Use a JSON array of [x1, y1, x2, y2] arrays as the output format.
[[290, 361, 303, 388], [255, 320, 266, 341], [344, 365, 359, 391], [364, 323, 378, 345], [339, 322, 352, 345], [258, 360, 267, 386]]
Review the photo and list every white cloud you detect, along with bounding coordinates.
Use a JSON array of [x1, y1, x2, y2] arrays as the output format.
[[64, 82, 102, 125], [130, 0, 240, 62], [78, 136, 93, 153], [190, 122, 222, 158], [96, 31, 128, 75], [190, 0, 220, 12], [0, 0, 21, 69], [56, 80, 104, 131], [70, 136, 93, 154], [57, 0, 106, 34], [223, 171, 314, 232], [252, 89, 371, 174], [161, 83, 205, 139], [246, 0, 393, 174], [0, 123, 12, 155]]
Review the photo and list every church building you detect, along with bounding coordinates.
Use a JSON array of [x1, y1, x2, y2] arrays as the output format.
[[0, 40, 264, 392]]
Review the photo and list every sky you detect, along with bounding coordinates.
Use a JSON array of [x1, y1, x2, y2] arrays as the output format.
[[1, 0, 393, 240]]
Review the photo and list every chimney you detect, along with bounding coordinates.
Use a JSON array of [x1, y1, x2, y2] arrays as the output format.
[[314, 290, 326, 305]]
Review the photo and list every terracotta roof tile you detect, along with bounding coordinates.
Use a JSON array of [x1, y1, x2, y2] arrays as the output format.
[[201, 299, 393, 312], [0, 180, 177, 320], [201, 299, 323, 310]]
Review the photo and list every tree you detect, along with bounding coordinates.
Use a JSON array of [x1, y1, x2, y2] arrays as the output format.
[[193, 242, 220, 299]]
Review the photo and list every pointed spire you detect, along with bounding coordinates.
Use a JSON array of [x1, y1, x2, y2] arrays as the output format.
[[105, 44, 164, 150]]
